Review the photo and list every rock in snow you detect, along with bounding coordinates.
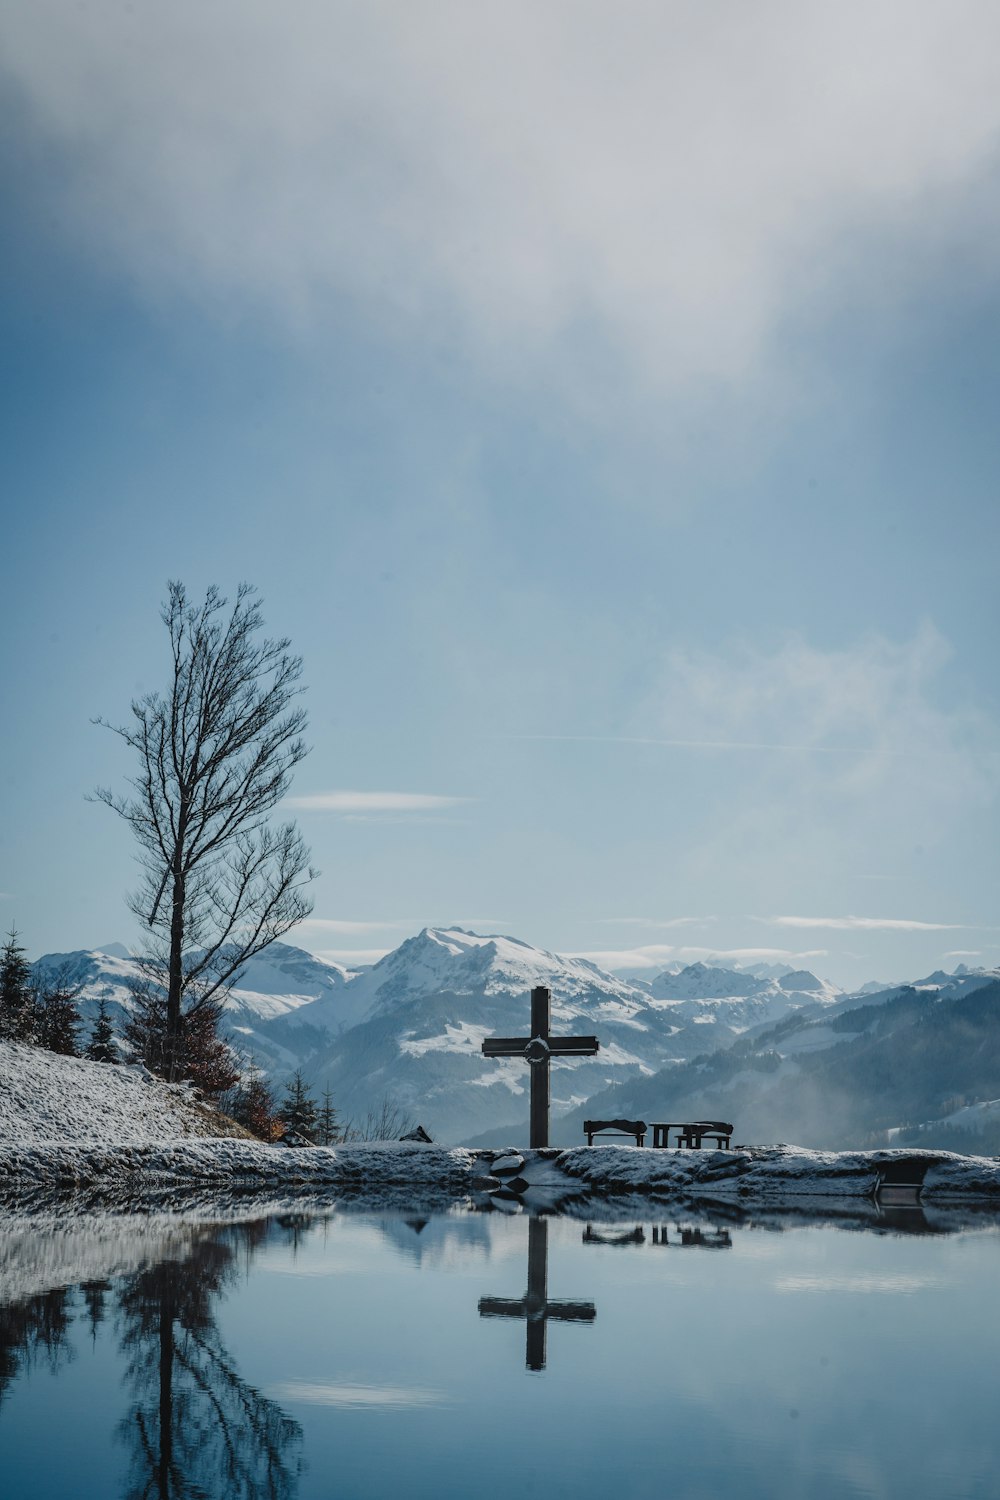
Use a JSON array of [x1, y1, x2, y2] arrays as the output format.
[[490, 1153, 525, 1176]]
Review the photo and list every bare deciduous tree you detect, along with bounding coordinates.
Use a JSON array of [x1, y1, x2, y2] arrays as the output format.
[[341, 1096, 415, 1142], [94, 581, 316, 1080]]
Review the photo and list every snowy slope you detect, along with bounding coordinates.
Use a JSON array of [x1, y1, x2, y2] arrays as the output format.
[[0, 1040, 248, 1145], [343, 927, 651, 1018]]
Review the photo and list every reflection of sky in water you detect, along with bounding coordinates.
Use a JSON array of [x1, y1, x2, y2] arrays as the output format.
[[0, 1208, 998, 1499]]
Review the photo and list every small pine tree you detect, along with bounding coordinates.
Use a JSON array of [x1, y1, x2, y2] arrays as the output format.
[[0, 929, 35, 1042], [316, 1087, 340, 1146], [180, 1002, 240, 1096], [123, 984, 171, 1073], [86, 998, 119, 1063], [37, 983, 82, 1056], [233, 1069, 280, 1141], [123, 983, 238, 1095], [278, 1070, 318, 1142]]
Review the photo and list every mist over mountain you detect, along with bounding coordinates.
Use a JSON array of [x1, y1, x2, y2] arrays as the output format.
[[549, 968, 1000, 1152]]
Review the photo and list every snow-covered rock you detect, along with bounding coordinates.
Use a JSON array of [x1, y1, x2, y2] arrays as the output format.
[[490, 1153, 525, 1176]]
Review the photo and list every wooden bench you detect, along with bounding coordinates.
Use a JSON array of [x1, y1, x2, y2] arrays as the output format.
[[584, 1118, 647, 1147]]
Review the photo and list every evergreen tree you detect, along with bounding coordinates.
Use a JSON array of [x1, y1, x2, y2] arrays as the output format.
[[37, 983, 82, 1056], [277, 1071, 318, 1142], [124, 983, 238, 1096], [86, 998, 119, 1063], [181, 1002, 241, 1096], [316, 1088, 340, 1146], [0, 929, 35, 1042], [232, 1068, 280, 1141]]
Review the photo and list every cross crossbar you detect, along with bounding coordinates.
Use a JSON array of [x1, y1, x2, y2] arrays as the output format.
[[482, 1035, 599, 1057], [478, 1298, 597, 1323]]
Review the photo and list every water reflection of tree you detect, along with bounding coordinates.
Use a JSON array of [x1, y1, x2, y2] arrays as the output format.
[[116, 1225, 303, 1500], [0, 1285, 75, 1408]]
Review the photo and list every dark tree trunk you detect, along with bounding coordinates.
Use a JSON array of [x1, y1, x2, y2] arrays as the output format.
[[167, 867, 185, 1082]]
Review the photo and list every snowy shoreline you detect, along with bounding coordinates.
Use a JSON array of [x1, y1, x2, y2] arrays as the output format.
[[4, 1040, 1000, 1215], [3, 1138, 1000, 1215]]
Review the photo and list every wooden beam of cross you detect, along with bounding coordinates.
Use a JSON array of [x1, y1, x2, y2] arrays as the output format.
[[481, 986, 599, 1148], [479, 1217, 596, 1372]]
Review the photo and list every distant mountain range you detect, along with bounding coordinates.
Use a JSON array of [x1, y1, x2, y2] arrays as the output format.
[[29, 928, 1000, 1149], [547, 968, 1000, 1152]]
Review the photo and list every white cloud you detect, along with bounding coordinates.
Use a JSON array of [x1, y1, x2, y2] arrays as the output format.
[[945, 950, 982, 958], [571, 944, 679, 970], [297, 917, 419, 934], [299, 916, 506, 934], [636, 625, 999, 888], [763, 916, 964, 932], [314, 947, 390, 967], [285, 791, 471, 813], [572, 944, 826, 971], [6, 3, 1000, 393], [268, 1381, 448, 1409], [775, 1274, 943, 1295], [597, 916, 714, 929]]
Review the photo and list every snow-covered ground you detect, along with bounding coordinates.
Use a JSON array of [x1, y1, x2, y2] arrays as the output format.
[[3, 1039, 1000, 1211], [555, 1142, 1000, 1202], [0, 1039, 248, 1145]]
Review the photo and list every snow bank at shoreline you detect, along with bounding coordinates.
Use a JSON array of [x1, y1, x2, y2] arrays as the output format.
[[2, 1139, 1000, 1214], [555, 1142, 1000, 1202]]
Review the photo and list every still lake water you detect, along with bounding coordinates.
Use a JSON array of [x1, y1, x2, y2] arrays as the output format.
[[1, 1199, 998, 1499]]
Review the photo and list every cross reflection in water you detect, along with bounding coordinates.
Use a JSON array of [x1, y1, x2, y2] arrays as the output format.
[[479, 1217, 596, 1373]]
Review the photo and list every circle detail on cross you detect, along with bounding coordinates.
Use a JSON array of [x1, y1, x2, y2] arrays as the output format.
[[524, 1036, 550, 1065]]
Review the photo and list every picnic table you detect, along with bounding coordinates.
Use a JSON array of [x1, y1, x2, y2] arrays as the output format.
[[650, 1121, 734, 1149]]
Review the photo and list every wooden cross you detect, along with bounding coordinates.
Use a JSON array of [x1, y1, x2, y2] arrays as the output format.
[[479, 1217, 596, 1372], [481, 985, 599, 1148]]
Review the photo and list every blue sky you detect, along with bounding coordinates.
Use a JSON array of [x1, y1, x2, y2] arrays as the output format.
[[1, 2, 998, 988]]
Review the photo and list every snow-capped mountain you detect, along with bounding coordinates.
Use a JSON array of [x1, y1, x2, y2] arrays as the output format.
[[48, 918, 995, 1140], [346, 927, 653, 1018], [554, 967, 1000, 1151], [297, 927, 697, 1141], [295, 930, 848, 1142], [645, 961, 840, 1033], [30, 942, 363, 1077]]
